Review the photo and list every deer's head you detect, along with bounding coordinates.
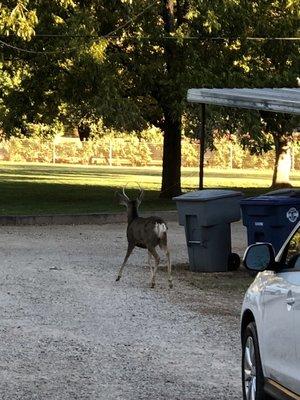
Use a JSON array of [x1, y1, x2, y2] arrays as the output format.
[[116, 187, 144, 220]]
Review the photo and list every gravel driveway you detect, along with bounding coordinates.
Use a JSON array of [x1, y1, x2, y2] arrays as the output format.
[[0, 220, 249, 400]]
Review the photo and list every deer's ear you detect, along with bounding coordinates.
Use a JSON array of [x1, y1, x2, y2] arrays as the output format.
[[115, 191, 129, 207]]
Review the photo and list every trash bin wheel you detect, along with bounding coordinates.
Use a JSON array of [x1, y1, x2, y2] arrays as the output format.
[[228, 252, 240, 271]]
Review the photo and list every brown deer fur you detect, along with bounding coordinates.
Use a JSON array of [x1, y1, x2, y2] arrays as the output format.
[[115, 188, 172, 289]]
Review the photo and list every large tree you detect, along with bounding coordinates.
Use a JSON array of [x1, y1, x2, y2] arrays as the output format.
[[238, 0, 299, 188], [1, 0, 299, 195]]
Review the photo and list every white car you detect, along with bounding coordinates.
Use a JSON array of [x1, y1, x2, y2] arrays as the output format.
[[241, 220, 300, 400]]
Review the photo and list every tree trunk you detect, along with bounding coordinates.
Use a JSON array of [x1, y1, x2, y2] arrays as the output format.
[[159, 0, 182, 198], [160, 112, 182, 198], [271, 134, 292, 188], [78, 123, 90, 141]]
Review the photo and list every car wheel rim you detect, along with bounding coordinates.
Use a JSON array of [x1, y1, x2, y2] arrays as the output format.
[[243, 336, 256, 400]]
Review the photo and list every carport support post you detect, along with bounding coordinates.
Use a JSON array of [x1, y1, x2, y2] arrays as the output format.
[[199, 103, 206, 190]]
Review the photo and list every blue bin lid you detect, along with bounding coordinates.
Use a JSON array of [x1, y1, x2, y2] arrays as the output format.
[[173, 189, 243, 202], [264, 188, 300, 197], [241, 195, 300, 206]]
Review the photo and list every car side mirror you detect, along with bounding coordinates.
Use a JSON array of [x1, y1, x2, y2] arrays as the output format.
[[243, 243, 276, 272]]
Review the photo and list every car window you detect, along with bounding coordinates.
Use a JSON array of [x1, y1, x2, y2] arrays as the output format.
[[282, 228, 300, 270]]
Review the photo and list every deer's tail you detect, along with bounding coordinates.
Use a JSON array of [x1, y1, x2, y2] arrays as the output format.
[[154, 222, 167, 239]]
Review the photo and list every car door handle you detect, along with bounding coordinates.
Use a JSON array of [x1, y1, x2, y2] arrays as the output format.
[[265, 287, 287, 296], [265, 289, 282, 295], [286, 290, 295, 306], [286, 297, 295, 306]]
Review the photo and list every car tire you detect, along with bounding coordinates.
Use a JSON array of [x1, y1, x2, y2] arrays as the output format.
[[242, 321, 270, 400]]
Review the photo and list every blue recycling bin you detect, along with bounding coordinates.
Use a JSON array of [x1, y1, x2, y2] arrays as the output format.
[[241, 195, 300, 254]]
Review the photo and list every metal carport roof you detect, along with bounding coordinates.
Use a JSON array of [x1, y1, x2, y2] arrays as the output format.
[[187, 88, 300, 115], [186, 88, 300, 189]]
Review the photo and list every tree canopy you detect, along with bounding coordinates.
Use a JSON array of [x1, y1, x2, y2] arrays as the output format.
[[0, 0, 299, 195]]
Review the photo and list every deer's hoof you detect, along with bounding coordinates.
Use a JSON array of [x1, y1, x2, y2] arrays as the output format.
[[116, 276, 121, 282], [150, 283, 155, 289], [169, 282, 173, 289]]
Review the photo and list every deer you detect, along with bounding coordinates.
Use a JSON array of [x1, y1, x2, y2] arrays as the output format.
[[115, 187, 173, 289]]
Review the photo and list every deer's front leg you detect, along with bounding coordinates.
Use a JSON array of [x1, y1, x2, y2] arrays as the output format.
[[116, 243, 134, 282], [148, 247, 160, 288], [148, 251, 153, 267]]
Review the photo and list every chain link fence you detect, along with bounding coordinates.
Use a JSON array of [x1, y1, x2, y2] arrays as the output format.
[[0, 136, 299, 170]]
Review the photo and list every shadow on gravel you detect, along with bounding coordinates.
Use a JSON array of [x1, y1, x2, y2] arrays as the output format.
[[160, 264, 254, 318]]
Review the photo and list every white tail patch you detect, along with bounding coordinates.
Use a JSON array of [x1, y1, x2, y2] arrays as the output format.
[[154, 222, 167, 238]]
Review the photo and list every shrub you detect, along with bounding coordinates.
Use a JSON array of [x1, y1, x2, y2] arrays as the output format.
[[0, 126, 297, 170], [181, 138, 199, 167]]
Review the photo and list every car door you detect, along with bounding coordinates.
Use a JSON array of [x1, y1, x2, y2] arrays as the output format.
[[281, 228, 300, 395], [261, 269, 296, 389], [293, 270, 300, 395], [262, 226, 300, 393]]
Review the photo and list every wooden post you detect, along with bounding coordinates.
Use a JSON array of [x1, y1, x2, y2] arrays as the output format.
[[52, 140, 56, 164], [229, 142, 233, 169], [199, 103, 206, 189], [291, 144, 295, 171], [109, 140, 113, 166]]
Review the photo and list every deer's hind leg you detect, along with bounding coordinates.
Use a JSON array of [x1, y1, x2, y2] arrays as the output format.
[[148, 247, 160, 288], [116, 242, 134, 282], [159, 236, 173, 289]]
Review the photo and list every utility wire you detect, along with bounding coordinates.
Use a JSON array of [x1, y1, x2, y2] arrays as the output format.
[[0, 0, 299, 55], [0, 38, 80, 54], [102, 1, 157, 38], [0, 1, 158, 55], [1, 0, 299, 58], [1, 35, 299, 55], [1, 33, 300, 40]]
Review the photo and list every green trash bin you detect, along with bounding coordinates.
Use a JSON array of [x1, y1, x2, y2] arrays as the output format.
[[173, 189, 243, 272]]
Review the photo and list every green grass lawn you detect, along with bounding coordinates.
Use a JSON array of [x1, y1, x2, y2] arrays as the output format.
[[0, 161, 299, 215]]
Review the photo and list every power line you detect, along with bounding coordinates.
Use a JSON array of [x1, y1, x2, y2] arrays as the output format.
[[1, 35, 299, 56], [0, 0, 299, 55], [1, 0, 299, 56], [0, 38, 80, 54], [1, 33, 300, 40], [0, 1, 158, 55], [102, 1, 158, 38]]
